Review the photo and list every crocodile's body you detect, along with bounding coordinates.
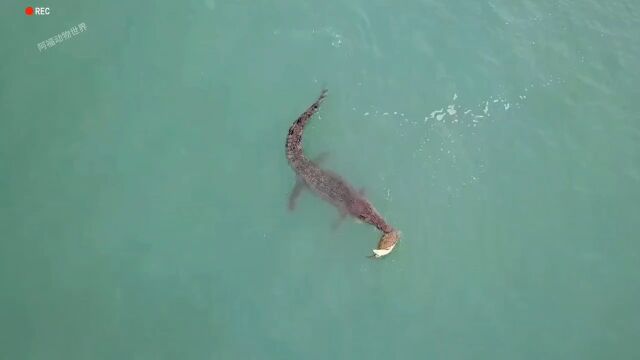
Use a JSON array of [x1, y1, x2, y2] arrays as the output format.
[[285, 89, 400, 258]]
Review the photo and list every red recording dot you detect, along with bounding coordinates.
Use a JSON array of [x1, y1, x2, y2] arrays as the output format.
[[25, 6, 34, 16]]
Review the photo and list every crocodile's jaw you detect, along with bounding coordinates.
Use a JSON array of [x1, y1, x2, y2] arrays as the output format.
[[371, 231, 401, 258]]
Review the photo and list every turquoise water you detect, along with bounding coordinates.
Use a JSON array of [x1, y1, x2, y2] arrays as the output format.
[[2, 0, 639, 358]]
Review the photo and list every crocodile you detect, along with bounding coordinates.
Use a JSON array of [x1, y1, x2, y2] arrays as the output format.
[[285, 89, 400, 258]]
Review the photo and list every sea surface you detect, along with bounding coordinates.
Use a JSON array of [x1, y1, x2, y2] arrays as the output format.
[[1, 0, 639, 359]]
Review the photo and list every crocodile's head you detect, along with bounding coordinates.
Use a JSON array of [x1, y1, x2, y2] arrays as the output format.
[[370, 230, 401, 258]]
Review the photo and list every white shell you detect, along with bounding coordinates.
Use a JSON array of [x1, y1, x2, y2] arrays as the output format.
[[372, 244, 396, 258]]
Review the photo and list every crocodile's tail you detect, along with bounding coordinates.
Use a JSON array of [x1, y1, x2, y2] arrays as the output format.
[[285, 89, 328, 165]]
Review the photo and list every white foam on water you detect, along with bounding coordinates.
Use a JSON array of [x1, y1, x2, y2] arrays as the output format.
[[281, 26, 345, 48], [353, 77, 558, 131], [349, 76, 562, 195], [385, 188, 392, 201]]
